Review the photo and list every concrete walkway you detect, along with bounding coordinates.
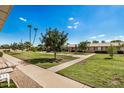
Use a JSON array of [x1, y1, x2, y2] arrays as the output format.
[[17, 64, 90, 88], [47, 54, 95, 72], [11, 68, 41, 88], [3, 53, 93, 88], [3, 54, 24, 65]]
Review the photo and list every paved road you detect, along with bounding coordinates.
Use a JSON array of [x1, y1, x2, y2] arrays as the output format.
[[47, 54, 95, 72], [3, 53, 93, 88]]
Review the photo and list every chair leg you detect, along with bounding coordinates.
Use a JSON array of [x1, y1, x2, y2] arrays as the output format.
[[7, 74, 10, 87]]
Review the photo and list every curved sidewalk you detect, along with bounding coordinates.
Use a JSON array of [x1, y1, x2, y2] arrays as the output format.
[[17, 64, 90, 88], [47, 54, 95, 72], [3, 53, 91, 88]]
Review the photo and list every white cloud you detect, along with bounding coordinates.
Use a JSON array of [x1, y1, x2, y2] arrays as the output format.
[[91, 36, 97, 39], [67, 26, 73, 29], [119, 36, 123, 38], [98, 34, 105, 37], [74, 21, 80, 25], [67, 25, 78, 29], [19, 17, 27, 22], [73, 22, 80, 29], [73, 25, 78, 29], [67, 18, 80, 29], [68, 17, 74, 21], [106, 39, 111, 42]]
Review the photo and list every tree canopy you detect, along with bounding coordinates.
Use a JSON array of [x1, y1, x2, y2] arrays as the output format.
[[78, 41, 88, 52], [107, 44, 117, 59], [111, 40, 123, 43], [40, 28, 68, 59], [101, 40, 106, 43], [92, 40, 99, 43]]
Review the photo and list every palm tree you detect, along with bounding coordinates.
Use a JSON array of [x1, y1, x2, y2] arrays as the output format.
[[27, 24, 32, 44], [33, 28, 38, 45]]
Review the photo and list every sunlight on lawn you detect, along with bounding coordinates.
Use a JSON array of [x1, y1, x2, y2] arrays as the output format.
[[58, 54, 124, 88], [7, 51, 77, 68]]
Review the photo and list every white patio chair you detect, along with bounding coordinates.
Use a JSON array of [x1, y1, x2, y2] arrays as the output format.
[[0, 73, 10, 87]]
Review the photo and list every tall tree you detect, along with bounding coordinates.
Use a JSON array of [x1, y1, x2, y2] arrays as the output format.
[[40, 28, 68, 59], [107, 44, 117, 59], [27, 24, 32, 45], [78, 41, 88, 52], [18, 42, 25, 51], [101, 40, 106, 43], [111, 40, 122, 43], [92, 40, 99, 43], [11, 42, 18, 51], [33, 28, 38, 45], [0, 44, 10, 49], [86, 41, 91, 44], [37, 44, 44, 51], [24, 41, 32, 51]]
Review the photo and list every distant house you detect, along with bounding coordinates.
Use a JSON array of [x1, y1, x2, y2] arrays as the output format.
[[67, 44, 78, 52], [67, 42, 124, 53], [87, 43, 120, 52]]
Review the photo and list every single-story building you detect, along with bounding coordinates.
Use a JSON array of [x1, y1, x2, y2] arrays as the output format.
[[87, 43, 121, 52], [67, 42, 124, 53], [67, 44, 78, 52]]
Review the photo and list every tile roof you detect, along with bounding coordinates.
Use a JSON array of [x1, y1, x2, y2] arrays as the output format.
[[67, 42, 123, 47], [88, 43, 122, 47]]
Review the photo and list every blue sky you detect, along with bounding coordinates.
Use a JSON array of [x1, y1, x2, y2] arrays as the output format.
[[1, 5, 124, 45]]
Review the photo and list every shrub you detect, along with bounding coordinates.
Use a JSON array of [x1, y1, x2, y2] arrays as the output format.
[[30, 47, 37, 52], [107, 44, 117, 59], [95, 51, 107, 54], [0, 52, 3, 57], [3, 49, 10, 53], [117, 51, 124, 54]]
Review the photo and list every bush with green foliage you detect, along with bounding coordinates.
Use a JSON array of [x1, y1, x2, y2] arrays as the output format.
[[92, 40, 99, 43], [30, 47, 37, 52], [37, 44, 45, 51], [0, 52, 3, 57], [0, 44, 10, 49], [24, 41, 32, 51], [3, 49, 10, 53], [95, 51, 107, 54], [78, 41, 88, 52], [10, 42, 18, 51]]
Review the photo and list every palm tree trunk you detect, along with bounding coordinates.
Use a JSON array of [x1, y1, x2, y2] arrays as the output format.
[[54, 51, 56, 60], [29, 28, 31, 44], [33, 31, 37, 45]]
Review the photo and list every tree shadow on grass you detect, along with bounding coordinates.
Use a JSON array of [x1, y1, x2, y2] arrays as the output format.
[[24, 58, 63, 64], [104, 57, 112, 60], [8, 52, 21, 56]]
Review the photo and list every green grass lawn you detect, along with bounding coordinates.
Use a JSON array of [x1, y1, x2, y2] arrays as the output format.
[[58, 52, 90, 55], [7, 51, 77, 68], [57, 54, 124, 88], [73, 52, 90, 55], [0, 80, 16, 88]]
